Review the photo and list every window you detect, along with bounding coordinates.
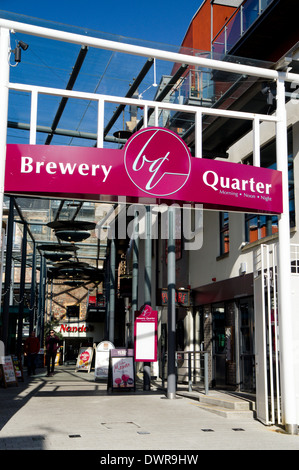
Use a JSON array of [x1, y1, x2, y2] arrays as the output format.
[[245, 130, 294, 243], [220, 212, 229, 255]]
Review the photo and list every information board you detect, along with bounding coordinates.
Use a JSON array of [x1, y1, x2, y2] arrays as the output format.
[[12, 356, 24, 381], [94, 341, 114, 380], [134, 305, 158, 362], [0, 356, 18, 387], [109, 349, 135, 391], [75, 346, 94, 373]]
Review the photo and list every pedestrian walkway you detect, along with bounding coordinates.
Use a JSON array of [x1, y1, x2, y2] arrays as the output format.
[[0, 364, 298, 452]]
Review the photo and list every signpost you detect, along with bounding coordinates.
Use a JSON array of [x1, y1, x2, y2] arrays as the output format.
[[134, 305, 158, 363]]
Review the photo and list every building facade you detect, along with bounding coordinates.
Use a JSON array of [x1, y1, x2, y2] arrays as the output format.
[[1, 1, 299, 432]]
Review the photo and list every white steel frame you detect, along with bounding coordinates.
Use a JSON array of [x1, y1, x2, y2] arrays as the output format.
[[1, 17, 299, 432], [254, 243, 280, 425]]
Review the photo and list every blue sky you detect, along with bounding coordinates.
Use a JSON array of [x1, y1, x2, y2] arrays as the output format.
[[1, 0, 202, 46]]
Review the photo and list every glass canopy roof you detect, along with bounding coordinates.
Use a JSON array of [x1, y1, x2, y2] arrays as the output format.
[[0, 10, 275, 290]]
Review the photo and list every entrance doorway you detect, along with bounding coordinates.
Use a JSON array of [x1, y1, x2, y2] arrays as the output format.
[[212, 304, 226, 387], [239, 297, 255, 392]]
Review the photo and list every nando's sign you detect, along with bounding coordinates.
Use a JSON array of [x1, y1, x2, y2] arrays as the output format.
[[4, 127, 282, 214]]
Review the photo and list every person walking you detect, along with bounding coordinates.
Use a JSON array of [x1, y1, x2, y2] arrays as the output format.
[[45, 330, 60, 377], [24, 331, 40, 376]]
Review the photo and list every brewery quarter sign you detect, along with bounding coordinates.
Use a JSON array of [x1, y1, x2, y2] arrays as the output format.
[[4, 127, 283, 214]]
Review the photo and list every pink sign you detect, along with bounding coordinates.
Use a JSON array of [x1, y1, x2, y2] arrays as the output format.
[[4, 127, 283, 213]]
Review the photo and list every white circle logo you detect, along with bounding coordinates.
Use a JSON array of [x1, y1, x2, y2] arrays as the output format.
[[124, 127, 191, 197]]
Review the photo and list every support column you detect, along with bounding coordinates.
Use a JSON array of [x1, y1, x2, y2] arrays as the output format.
[[36, 256, 46, 346], [276, 75, 297, 434], [17, 222, 27, 356], [131, 210, 139, 346], [29, 243, 36, 332], [167, 206, 176, 399], [143, 206, 151, 390], [1, 197, 14, 352], [0, 27, 10, 250], [109, 239, 116, 343]]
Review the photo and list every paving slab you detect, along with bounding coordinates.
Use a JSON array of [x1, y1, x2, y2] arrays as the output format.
[[0, 365, 298, 455]]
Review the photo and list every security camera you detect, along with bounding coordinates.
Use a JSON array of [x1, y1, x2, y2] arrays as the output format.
[[11, 40, 29, 63], [18, 40, 29, 51]]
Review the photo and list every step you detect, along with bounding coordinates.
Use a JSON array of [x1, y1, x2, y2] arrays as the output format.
[[195, 401, 255, 419], [198, 393, 251, 411]]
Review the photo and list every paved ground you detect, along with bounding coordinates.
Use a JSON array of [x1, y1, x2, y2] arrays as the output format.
[[0, 364, 298, 456]]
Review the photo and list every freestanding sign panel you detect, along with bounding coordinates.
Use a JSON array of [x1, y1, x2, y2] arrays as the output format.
[[75, 346, 94, 373], [109, 349, 135, 391], [94, 341, 114, 380], [0, 356, 18, 387], [134, 305, 158, 362], [4, 128, 283, 214]]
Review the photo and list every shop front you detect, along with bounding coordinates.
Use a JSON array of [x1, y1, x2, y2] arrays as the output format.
[[54, 321, 105, 364], [194, 274, 255, 391]]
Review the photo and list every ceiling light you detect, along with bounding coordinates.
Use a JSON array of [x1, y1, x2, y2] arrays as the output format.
[[55, 230, 91, 242]]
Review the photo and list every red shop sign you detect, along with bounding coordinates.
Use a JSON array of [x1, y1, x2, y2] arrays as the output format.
[[4, 127, 283, 214]]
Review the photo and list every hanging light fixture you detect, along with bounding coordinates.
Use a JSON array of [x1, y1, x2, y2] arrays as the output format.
[[43, 251, 73, 262], [47, 220, 95, 243], [55, 230, 91, 242]]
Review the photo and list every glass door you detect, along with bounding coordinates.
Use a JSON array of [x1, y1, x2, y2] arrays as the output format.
[[239, 297, 255, 391], [212, 304, 226, 387]]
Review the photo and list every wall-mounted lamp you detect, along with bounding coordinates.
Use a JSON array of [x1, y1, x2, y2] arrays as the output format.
[[11, 40, 29, 64]]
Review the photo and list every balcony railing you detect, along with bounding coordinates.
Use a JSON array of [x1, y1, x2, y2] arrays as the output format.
[[212, 0, 275, 57]]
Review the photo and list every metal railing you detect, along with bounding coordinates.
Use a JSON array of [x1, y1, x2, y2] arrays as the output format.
[[212, 0, 275, 56], [161, 350, 209, 395]]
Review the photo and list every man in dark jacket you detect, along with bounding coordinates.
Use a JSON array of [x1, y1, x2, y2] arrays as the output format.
[[45, 330, 60, 376]]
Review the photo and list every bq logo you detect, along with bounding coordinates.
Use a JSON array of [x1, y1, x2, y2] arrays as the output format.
[[124, 128, 191, 196]]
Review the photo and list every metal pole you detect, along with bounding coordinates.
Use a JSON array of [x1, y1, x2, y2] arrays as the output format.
[[0, 27, 10, 252], [167, 206, 176, 399], [188, 351, 192, 392], [37, 256, 45, 344], [2, 18, 292, 81], [109, 239, 116, 343], [40, 258, 46, 347], [1, 197, 14, 352], [276, 75, 297, 434], [204, 352, 209, 395], [29, 242, 36, 332], [131, 210, 139, 346], [143, 206, 151, 391], [105, 257, 110, 339], [17, 222, 27, 356]]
